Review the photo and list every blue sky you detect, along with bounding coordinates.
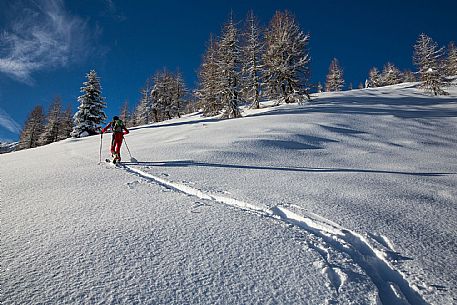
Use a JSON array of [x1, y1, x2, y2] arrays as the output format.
[[1, 0, 456, 141]]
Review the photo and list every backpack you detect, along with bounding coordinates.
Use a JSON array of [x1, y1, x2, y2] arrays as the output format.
[[113, 119, 124, 133]]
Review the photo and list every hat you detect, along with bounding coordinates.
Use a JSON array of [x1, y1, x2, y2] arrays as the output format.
[[113, 116, 119, 121]]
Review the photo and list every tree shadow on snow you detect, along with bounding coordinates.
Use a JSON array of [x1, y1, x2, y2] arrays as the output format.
[[128, 117, 219, 132], [121, 160, 455, 177], [238, 136, 339, 150], [248, 96, 457, 119]]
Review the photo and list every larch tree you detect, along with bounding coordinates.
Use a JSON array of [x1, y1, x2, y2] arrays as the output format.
[[172, 71, 187, 118], [38, 97, 62, 145], [403, 70, 417, 82], [133, 78, 154, 126], [151, 69, 173, 121], [217, 14, 242, 119], [367, 67, 381, 87], [325, 58, 344, 92], [446, 41, 457, 76], [119, 100, 131, 126], [196, 34, 223, 116], [263, 10, 311, 104], [17, 105, 45, 150], [71, 70, 107, 137], [381, 62, 403, 86], [413, 33, 448, 95], [58, 105, 73, 141], [183, 94, 199, 114], [240, 10, 264, 109], [149, 69, 186, 122]]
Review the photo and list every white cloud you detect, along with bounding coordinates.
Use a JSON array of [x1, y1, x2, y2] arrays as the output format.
[[0, 0, 94, 83], [0, 108, 21, 134]]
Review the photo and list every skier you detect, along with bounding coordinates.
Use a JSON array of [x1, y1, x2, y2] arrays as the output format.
[[101, 116, 129, 162]]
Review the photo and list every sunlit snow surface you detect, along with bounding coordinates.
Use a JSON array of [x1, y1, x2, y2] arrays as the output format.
[[2, 83, 456, 304]]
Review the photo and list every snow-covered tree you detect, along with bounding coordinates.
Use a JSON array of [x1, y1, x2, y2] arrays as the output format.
[[358, 82, 364, 89], [38, 97, 62, 145], [58, 105, 73, 141], [172, 71, 187, 118], [317, 82, 323, 93], [263, 10, 311, 104], [71, 70, 107, 137], [133, 78, 154, 126], [240, 10, 264, 109], [149, 69, 187, 122], [152, 70, 172, 121], [184, 95, 199, 114], [403, 70, 417, 82], [381, 62, 403, 86], [17, 105, 45, 150], [196, 13, 243, 119], [446, 41, 457, 76], [196, 34, 223, 116], [119, 100, 131, 126], [325, 58, 344, 92], [367, 67, 381, 87], [217, 14, 242, 118], [413, 33, 448, 95]]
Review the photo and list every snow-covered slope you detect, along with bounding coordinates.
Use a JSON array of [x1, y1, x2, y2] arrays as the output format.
[[2, 83, 456, 305]]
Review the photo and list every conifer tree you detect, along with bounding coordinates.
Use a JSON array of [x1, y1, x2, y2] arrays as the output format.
[[367, 67, 381, 87], [133, 78, 154, 125], [263, 11, 311, 104], [151, 69, 173, 121], [172, 71, 187, 118], [241, 10, 263, 109], [38, 97, 62, 145], [325, 58, 344, 92], [17, 105, 45, 150], [71, 70, 107, 137], [196, 35, 223, 116], [148, 70, 186, 122], [119, 100, 130, 126], [217, 14, 242, 118], [413, 33, 448, 95], [58, 105, 73, 141], [184, 95, 199, 114], [358, 82, 364, 89], [403, 70, 417, 82], [317, 82, 323, 93], [381, 62, 403, 86], [446, 42, 457, 76]]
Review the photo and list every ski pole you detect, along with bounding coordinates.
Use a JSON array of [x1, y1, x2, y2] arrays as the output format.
[[99, 132, 103, 164], [123, 137, 133, 159]]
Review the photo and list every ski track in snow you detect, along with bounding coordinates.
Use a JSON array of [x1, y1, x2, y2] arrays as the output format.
[[114, 163, 430, 305]]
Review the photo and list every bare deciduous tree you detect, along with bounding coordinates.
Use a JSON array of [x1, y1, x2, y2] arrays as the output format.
[[325, 58, 344, 92], [18, 105, 45, 150], [263, 10, 311, 104]]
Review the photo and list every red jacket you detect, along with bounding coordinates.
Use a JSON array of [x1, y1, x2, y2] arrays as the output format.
[[102, 121, 129, 135]]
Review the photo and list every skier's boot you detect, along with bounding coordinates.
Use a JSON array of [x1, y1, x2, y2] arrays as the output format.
[[113, 153, 120, 164]]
